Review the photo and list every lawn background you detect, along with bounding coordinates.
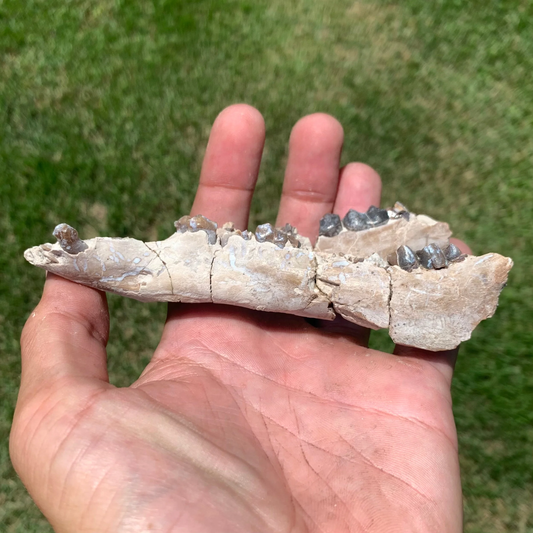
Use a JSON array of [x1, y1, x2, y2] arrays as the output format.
[[1, 0, 532, 531]]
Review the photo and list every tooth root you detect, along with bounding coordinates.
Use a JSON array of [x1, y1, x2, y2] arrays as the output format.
[[53, 224, 88, 254]]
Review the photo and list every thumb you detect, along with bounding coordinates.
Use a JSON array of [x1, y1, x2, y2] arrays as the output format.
[[18, 273, 110, 401]]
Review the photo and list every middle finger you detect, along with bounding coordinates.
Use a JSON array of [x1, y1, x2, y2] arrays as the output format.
[[276, 113, 344, 241]]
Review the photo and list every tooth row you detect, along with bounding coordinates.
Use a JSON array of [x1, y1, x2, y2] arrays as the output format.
[[388, 242, 465, 271], [174, 215, 302, 249], [319, 205, 393, 237]]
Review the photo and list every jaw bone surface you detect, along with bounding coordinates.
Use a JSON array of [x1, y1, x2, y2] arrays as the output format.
[[24, 204, 513, 351]]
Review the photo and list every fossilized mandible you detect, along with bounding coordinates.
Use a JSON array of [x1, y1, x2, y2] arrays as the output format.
[[24, 203, 513, 351]]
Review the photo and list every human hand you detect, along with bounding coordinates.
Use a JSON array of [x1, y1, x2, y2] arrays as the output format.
[[11, 104, 464, 532]]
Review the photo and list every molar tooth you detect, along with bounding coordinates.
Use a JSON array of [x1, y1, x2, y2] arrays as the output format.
[[444, 243, 463, 262], [416, 243, 448, 269], [255, 223, 275, 243], [53, 224, 88, 254], [396, 245, 419, 271], [366, 206, 389, 227], [319, 213, 342, 237], [343, 209, 371, 231], [273, 229, 288, 248]]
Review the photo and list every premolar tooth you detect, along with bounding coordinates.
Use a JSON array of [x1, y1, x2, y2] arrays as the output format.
[[53, 224, 88, 254], [319, 214, 342, 237]]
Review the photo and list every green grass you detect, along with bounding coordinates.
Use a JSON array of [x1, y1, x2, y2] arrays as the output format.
[[1, 0, 532, 530]]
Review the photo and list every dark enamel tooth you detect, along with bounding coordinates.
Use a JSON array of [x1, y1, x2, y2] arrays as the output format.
[[53, 224, 88, 254], [255, 223, 275, 243], [319, 213, 342, 237], [444, 243, 463, 262], [366, 205, 389, 227], [416, 243, 448, 269], [396, 245, 419, 271], [343, 209, 371, 231]]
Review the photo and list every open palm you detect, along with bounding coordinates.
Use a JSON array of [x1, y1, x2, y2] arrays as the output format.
[[11, 105, 463, 532]]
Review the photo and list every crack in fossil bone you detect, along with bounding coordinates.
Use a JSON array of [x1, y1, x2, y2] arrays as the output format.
[[143, 242, 175, 297]]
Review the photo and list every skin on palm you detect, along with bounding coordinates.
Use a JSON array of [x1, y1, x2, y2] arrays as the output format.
[[10, 105, 463, 532]]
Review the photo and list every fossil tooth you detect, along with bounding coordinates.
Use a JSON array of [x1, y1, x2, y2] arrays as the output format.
[[273, 228, 288, 248], [366, 206, 389, 227], [319, 213, 342, 237], [444, 243, 463, 262], [53, 224, 88, 254], [190, 215, 217, 232], [396, 245, 419, 272], [174, 215, 191, 233], [389, 202, 410, 220], [188, 215, 218, 244], [343, 209, 371, 231], [416, 243, 448, 270], [275, 223, 302, 248], [255, 223, 275, 243], [393, 201, 409, 213]]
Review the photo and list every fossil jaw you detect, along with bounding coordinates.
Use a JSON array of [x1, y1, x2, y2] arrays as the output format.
[[24, 203, 513, 351]]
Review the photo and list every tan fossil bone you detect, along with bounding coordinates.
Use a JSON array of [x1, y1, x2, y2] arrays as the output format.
[[24, 206, 513, 351]]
